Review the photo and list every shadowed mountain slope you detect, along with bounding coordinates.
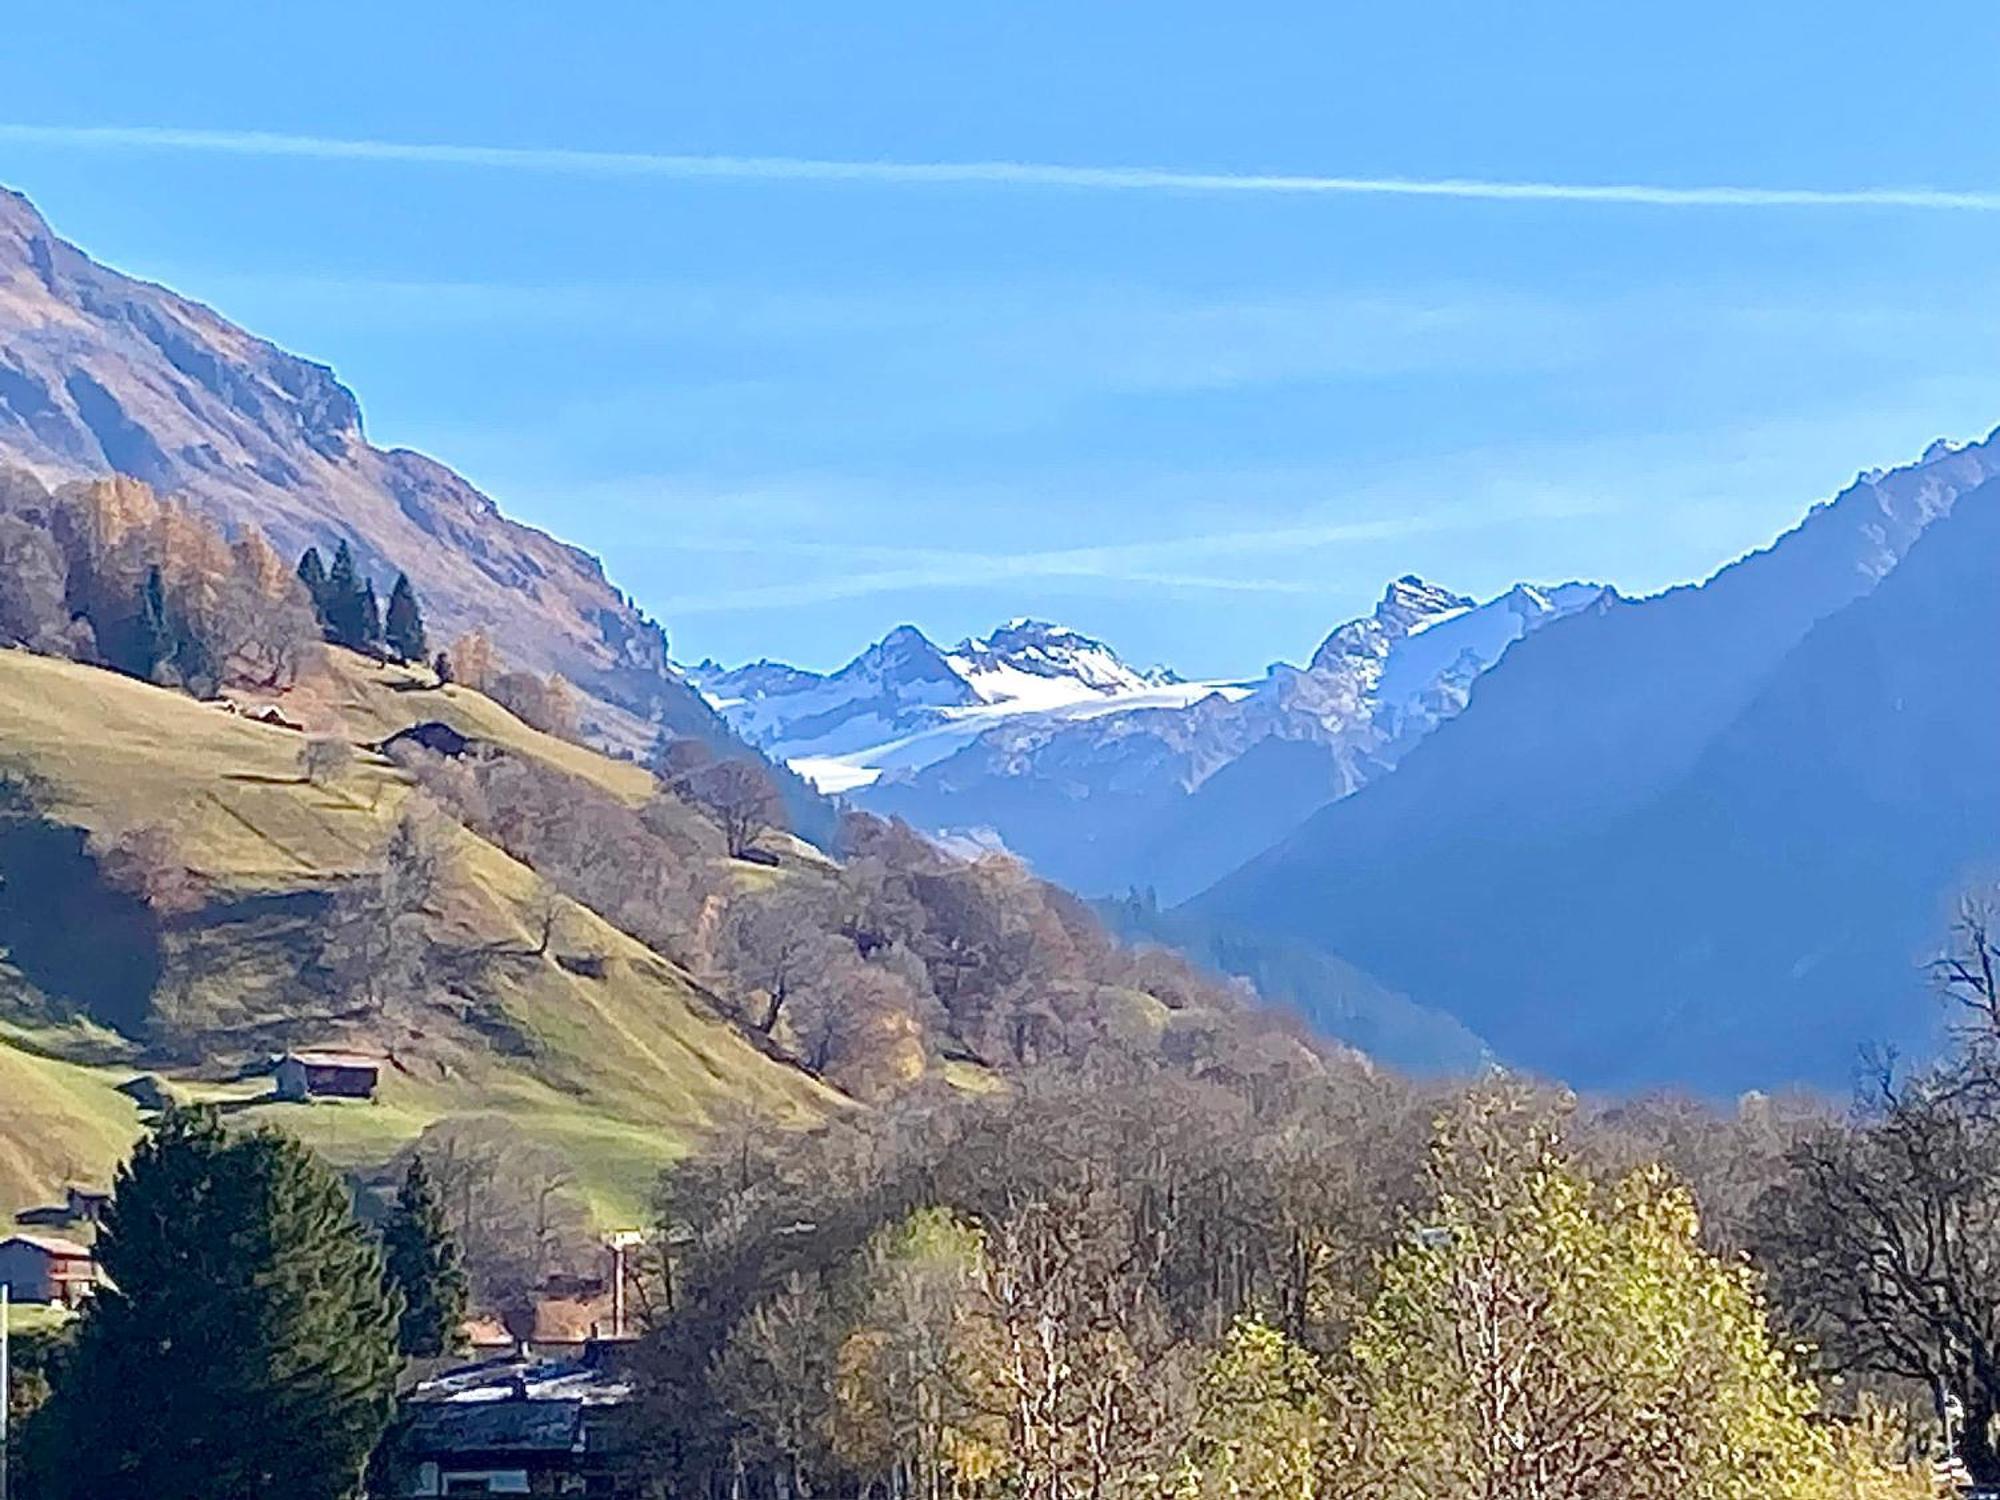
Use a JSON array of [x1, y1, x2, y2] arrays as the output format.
[[1193, 438, 2000, 1091]]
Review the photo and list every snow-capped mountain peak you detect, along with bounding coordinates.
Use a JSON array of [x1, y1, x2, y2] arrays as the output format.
[[685, 618, 1229, 793], [1309, 576, 1475, 673], [1378, 575, 1478, 636], [949, 618, 1179, 703], [694, 576, 1604, 818]]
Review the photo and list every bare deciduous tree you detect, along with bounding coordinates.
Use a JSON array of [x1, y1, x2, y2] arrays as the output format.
[[682, 758, 787, 859], [1759, 1076, 2000, 1481], [399, 1116, 594, 1339], [318, 803, 450, 1016], [974, 1186, 1194, 1500], [90, 824, 204, 916], [490, 669, 580, 741], [0, 513, 69, 651], [446, 629, 497, 694], [647, 734, 715, 786], [206, 532, 318, 689], [716, 888, 841, 1035]]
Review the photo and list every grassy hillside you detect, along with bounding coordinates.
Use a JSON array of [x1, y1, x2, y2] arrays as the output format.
[[0, 1027, 144, 1217], [0, 646, 840, 1224]]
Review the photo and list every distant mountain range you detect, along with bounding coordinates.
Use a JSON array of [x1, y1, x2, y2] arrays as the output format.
[[1191, 432, 2000, 1091], [703, 429, 2000, 1089], [698, 577, 1605, 902], [690, 618, 1216, 795]]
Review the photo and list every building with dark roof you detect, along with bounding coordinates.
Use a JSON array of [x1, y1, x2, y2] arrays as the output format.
[[375, 1353, 641, 1497], [274, 1050, 382, 1101]]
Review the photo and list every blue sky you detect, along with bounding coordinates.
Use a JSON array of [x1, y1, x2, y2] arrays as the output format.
[[7, 5, 2000, 676]]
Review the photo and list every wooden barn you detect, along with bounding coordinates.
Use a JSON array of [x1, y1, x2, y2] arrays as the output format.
[[0, 1233, 99, 1307], [273, 1049, 382, 1102]]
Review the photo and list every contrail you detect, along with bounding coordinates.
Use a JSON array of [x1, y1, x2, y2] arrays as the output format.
[[5, 121, 2000, 211]]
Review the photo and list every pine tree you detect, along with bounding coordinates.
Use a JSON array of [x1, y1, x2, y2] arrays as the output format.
[[132, 564, 173, 680], [383, 572, 428, 664], [296, 545, 329, 622], [324, 539, 368, 650], [25, 1107, 403, 1500], [383, 1154, 469, 1358]]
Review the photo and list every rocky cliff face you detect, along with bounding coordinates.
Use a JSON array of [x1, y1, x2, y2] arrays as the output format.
[[0, 186, 719, 749]]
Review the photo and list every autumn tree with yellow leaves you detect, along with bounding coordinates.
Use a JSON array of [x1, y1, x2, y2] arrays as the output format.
[[832, 1209, 1007, 1500], [1326, 1091, 1932, 1500]]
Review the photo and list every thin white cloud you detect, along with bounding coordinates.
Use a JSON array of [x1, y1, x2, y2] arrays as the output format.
[[7, 122, 2000, 211]]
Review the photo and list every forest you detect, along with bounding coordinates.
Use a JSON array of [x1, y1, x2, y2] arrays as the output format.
[[627, 938, 2000, 1498]]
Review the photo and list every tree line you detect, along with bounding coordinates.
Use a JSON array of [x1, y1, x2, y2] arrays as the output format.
[[0, 467, 434, 698], [630, 1064, 1936, 1500], [0, 1054, 1959, 1499], [390, 720, 1294, 1105], [615, 901, 2000, 1496]]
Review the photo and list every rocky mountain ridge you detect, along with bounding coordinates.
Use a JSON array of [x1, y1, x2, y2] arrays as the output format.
[[0, 187, 735, 756]]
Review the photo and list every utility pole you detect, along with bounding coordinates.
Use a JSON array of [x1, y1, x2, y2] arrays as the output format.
[[605, 1231, 644, 1341]]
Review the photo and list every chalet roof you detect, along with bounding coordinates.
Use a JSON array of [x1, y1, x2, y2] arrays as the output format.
[[400, 1355, 632, 1457], [3, 1232, 93, 1259], [381, 720, 475, 758], [400, 1397, 584, 1456], [414, 1356, 632, 1408], [279, 1050, 382, 1072]]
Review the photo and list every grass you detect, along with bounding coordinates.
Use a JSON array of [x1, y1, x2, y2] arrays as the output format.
[[0, 1037, 144, 1218], [4, 1300, 75, 1336], [249, 648, 657, 805], [0, 646, 843, 1227]]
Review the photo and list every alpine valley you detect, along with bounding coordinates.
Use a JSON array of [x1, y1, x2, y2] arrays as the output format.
[[704, 430, 2000, 1091], [0, 177, 1996, 1122]]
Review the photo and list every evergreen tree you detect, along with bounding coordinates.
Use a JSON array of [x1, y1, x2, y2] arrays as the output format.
[[323, 539, 368, 650], [169, 612, 219, 698], [383, 572, 428, 664], [296, 545, 330, 624], [26, 1107, 402, 1500], [383, 1154, 469, 1358], [132, 564, 173, 680]]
